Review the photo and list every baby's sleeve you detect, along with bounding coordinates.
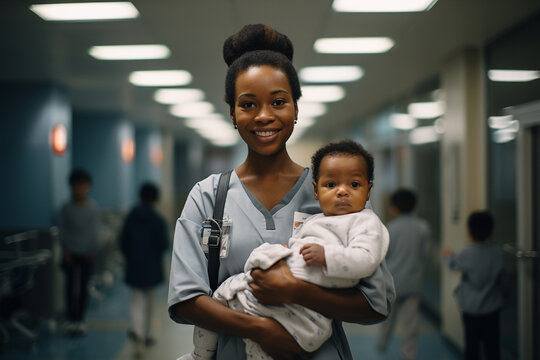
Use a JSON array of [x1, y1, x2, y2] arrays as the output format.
[[324, 211, 389, 279]]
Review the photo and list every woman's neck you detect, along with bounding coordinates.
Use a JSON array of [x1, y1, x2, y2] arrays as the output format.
[[237, 147, 302, 178]]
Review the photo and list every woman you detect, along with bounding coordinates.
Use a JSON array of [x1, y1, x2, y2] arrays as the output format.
[[168, 24, 395, 360]]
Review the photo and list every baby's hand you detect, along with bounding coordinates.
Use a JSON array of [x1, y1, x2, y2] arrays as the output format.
[[299, 243, 326, 266]]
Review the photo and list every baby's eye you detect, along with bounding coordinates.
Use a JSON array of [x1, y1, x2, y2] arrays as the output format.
[[351, 181, 360, 188], [325, 182, 336, 188]]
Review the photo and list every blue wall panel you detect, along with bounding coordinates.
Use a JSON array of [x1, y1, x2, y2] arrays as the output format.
[[0, 83, 70, 228]]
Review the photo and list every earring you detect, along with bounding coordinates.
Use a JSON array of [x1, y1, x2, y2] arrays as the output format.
[[234, 124, 237, 129], [294, 119, 297, 124]]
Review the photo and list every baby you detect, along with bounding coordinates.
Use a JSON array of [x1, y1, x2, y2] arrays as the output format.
[[179, 140, 389, 360]]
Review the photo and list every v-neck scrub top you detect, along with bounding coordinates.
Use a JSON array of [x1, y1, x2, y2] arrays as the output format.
[[168, 169, 395, 360]]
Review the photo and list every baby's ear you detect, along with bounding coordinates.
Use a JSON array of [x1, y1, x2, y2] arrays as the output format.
[[312, 181, 319, 200]]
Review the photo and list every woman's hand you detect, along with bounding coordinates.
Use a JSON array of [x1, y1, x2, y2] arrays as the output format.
[[250, 317, 313, 360], [249, 259, 299, 305]]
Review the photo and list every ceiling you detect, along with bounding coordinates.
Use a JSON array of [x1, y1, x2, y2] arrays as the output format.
[[1, 0, 540, 144]]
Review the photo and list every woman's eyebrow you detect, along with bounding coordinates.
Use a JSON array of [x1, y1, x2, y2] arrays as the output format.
[[237, 93, 255, 99]]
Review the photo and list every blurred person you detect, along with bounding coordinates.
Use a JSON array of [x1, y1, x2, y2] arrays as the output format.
[[178, 140, 390, 360], [378, 188, 430, 360], [443, 211, 504, 360], [59, 168, 101, 336], [168, 24, 395, 360], [120, 182, 169, 357]]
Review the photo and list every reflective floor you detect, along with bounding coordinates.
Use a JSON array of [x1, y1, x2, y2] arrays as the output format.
[[1, 281, 461, 360]]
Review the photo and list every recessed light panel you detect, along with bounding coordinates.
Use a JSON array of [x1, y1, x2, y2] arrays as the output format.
[[89, 45, 170, 60], [407, 101, 445, 119], [390, 113, 417, 130], [30, 2, 139, 21], [129, 70, 192, 87], [297, 102, 327, 117], [488, 69, 540, 82], [333, 0, 438, 12], [314, 37, 394, 54], [409, 126, 439, 144], [299, 66, 364, 83], [154, 89, 205, 104], [301, 85, 345, 102], [170, 102, 214, 118]]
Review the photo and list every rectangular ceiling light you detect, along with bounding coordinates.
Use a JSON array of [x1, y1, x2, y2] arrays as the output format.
[[170, 102, 215, 118], [301, 85, 345, 102], [488, 69, 540, 82], [299, 66, 364, 83], [314, 37, 394, 54], [89, 45, 170, 60], [407, 101, 444, 119], [409, 126, 439, 145], [333, 0, 438, 12], [30, 2, 139, 21], [129, 70, 192, 87], [297, 101, 327, 117], [391, 113, 417, 130], [154, 89, 205, 104]]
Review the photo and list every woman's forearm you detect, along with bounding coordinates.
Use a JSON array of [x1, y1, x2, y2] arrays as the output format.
[[250, 260, 386, 324], [172, 295, 265, 338], [172, 294, 309, 358], [292, 282, 385, 324]]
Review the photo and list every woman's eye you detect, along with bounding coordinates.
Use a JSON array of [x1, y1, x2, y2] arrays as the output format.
[[351, 181, 360, 188], [325, 182, 336, 188], [272, 99, 285, 106], [240, 102, 255, 109]]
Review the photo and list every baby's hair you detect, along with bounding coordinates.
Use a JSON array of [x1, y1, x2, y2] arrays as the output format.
[[467, 210, 495, 242], [390, 189, 417, 213], [69, 168, 92, 186], [222, 24, 301, 108], [311, 140, 374, 184]]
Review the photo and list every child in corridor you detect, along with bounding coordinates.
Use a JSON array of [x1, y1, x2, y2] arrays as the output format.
[[179, 140, 390, 360], [444, 210, 505, 360]]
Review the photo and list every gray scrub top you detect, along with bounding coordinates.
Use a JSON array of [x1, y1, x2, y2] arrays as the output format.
[[168, 169, 395, 360]]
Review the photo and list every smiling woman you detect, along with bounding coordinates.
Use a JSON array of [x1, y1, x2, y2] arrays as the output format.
[[167, 24, 395, 360]]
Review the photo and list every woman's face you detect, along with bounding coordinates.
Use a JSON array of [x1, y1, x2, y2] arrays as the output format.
[[231, 65, 298, 156]]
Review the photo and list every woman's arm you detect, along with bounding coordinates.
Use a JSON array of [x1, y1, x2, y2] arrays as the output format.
[[171, 294, 312, 360], [249, 260, 386, 324]]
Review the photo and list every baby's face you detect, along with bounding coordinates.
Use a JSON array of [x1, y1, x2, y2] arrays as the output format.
[[313, 154, 372, 216]]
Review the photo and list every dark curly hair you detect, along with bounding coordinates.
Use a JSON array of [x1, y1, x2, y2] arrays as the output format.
[[223, 24, 301, 108], [311, 140, 374, 184], [390, 188, 417, 213], [69, 168, 92, 186], [139, 182, 160, 204], [467, 211, 495, 242]]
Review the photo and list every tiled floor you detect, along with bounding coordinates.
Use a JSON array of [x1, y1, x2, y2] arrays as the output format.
[[1, 281, 461, 360]]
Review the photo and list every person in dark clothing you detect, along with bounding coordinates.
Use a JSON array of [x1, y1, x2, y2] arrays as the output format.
[[120, 182, 169, 356]]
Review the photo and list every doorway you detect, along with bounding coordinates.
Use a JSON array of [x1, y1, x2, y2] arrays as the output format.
[[509, 100, 540, 360]]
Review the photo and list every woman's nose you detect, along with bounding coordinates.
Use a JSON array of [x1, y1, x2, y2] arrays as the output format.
[[255, 104, 275, 122]]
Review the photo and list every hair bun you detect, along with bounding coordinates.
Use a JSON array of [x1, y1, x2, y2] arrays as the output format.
[[223, 24, 294, 66]]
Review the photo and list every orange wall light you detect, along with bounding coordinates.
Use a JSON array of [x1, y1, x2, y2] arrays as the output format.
[[150, 145, 163, 166], [51, 123, 67, 155], [121, 137, 135, 163]]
